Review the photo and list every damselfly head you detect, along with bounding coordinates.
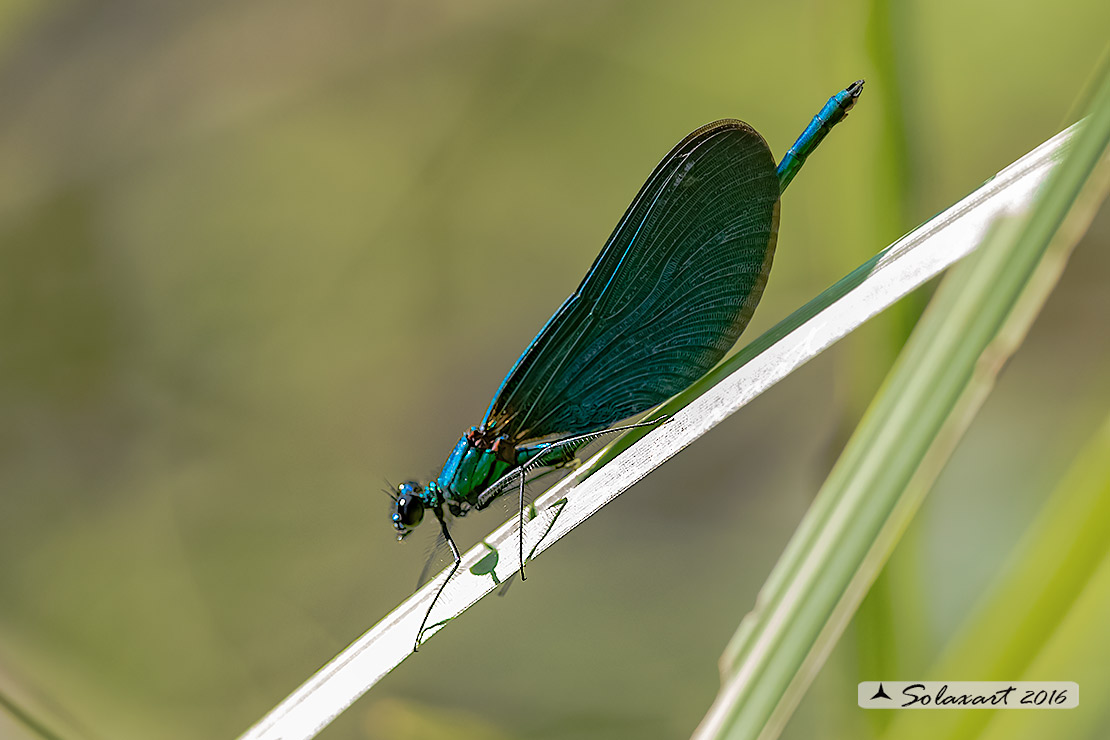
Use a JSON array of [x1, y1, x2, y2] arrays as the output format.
[[391, 481, 426, 538]]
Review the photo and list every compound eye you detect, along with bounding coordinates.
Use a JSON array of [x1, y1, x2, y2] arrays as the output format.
[[394, 482, 425, 529]]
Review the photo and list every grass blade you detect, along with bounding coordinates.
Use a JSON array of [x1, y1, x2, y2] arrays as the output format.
[[880, 412, 1110, 740], [693, 70, 1110, 740]]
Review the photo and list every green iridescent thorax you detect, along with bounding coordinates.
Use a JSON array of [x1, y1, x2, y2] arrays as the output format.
[[434, 427, 523, 507]]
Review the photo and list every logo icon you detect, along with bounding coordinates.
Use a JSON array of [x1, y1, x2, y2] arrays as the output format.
[[870, 683, 892, 701]]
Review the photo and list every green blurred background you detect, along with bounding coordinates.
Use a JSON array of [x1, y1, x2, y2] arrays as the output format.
[[1, 1, 1108, 739]]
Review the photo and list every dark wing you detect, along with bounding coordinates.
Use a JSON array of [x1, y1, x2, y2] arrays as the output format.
[[481, 120, 780, 443]]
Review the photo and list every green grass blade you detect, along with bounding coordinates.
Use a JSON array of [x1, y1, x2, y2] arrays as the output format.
[[880, 412, 1110, 740], [693, 70, 1110, 740]]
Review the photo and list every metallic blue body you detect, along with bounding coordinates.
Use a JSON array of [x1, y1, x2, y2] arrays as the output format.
[[775, 80, 864, 193], [392, 79, 865, 650], [397, 79, 863, 531]]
